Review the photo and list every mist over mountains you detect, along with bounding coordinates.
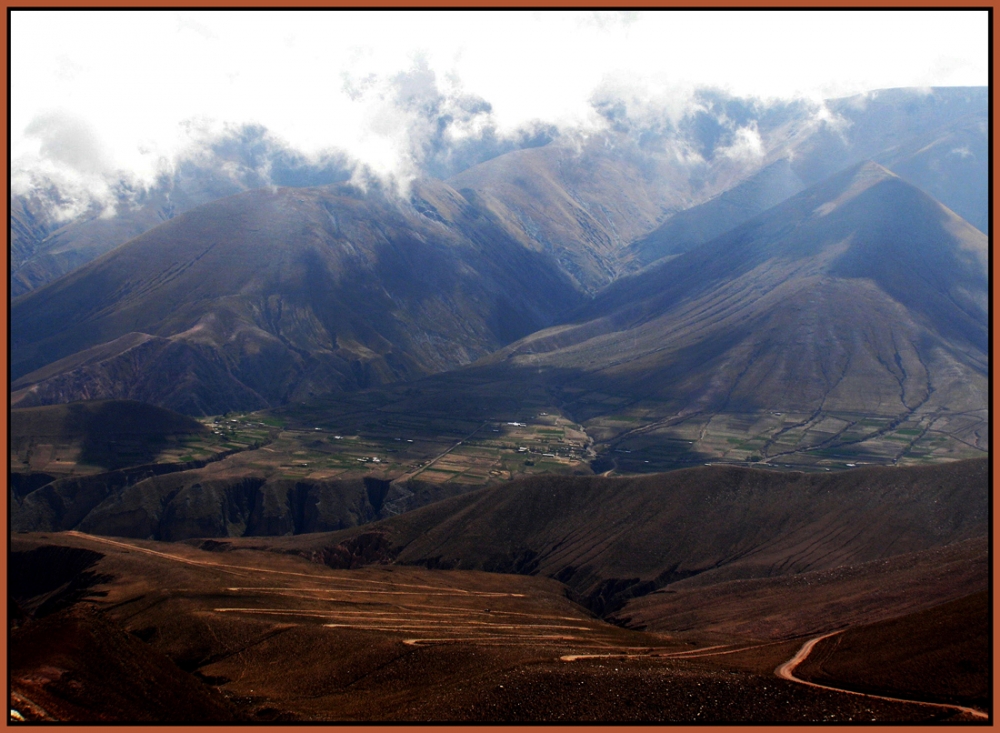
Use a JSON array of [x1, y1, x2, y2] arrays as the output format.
[[12, 86, 987, 297]]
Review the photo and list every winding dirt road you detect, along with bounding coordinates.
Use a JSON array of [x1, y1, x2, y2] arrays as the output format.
[[776, 631, 988, 721]]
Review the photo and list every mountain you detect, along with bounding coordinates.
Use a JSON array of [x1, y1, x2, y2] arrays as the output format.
[[617, 536, 987, 639], [13, 518, 985, 723], [782, 87, 987, 197], [10, 605, 239, 722], [793, 589, 989, 711], [11, 465, 474, 541], [627, 87, 988, 269], [10, 131, 354, 298], [446, 137, 703, 291], [482, 162, 987, 465], [11, 195, 65, 288], [11, 180, 584, 415], [877, 112, 988, 233], [9, 131, 696, 299]]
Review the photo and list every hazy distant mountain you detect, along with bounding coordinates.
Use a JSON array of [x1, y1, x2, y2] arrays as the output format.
[[446, 138, 702, 292], [11, 172, 249, 299], [627, 158, 807, 267], [626, 87, 987, 269], [876, 112, 988, 233], [10, 131, 354, 298], [11, 180, 584, 414], [782, 87, 987, 189], [491, 162, 988, 424]]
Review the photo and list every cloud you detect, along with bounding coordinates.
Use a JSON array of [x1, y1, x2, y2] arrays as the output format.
[[10, 9, 987, 218], [717, 123, 765, 162], [24, 111, 114, 176], [14, 111, 135, 219]]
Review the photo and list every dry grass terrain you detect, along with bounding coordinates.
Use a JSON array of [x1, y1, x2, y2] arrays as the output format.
[[11, 530, 983, 723], [614, 537, 988, 640]]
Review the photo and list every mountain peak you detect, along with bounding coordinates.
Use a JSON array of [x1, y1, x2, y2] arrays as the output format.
[[811, 160, 898, 218]]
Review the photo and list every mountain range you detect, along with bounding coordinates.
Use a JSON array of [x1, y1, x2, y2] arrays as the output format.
[[7, 85, 990, 724], [10, 88, 990, 431], [489, 161, 987, 422]]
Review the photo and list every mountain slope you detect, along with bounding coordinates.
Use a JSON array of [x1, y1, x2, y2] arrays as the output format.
[[783, 87, 987, 197], [10, 400, 207, 472], [627, 158, 807, 267], [11, 180, 583, 414], [493, 162, 987, 422], [447, 138, 702, 292], [877, 112, 988, 234], [616, 537, 987, 640]]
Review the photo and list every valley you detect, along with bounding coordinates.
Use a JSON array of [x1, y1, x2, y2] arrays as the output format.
[[13, 386, 984, 527], [8, 68, 990, 725]]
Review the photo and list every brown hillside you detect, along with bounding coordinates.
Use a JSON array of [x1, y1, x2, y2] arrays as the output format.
[[614, 537, 988, 640], [232, 459, 987, 616]]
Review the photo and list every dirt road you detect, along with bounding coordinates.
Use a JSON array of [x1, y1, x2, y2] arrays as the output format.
[[776, 631, 988, 721]]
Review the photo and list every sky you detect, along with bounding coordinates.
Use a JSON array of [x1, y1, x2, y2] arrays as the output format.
[[11, 9, 989, 215]]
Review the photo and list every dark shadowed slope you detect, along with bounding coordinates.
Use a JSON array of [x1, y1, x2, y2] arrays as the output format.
[[11, 400, 205, 442], [11, 180, 583, 414], [12, 465, 452, 541], [10, 605, 240, 722], [794, 591, 990, 711], [10, 400, 207, 472]]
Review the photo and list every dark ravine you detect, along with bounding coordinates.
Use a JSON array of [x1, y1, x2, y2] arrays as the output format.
[[9, 546, 113, 618], [11, 464, 477, 542], [11, 446, 250, 534]]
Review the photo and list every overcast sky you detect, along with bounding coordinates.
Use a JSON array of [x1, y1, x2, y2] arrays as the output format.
[[12, 9, 988, 205]]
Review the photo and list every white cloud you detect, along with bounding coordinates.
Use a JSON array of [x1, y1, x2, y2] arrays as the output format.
[[718, 124, 765, 162], [11, 9, 988, 212]]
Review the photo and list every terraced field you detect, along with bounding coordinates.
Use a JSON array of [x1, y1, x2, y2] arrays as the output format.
[[222, 406, 595, 485]]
